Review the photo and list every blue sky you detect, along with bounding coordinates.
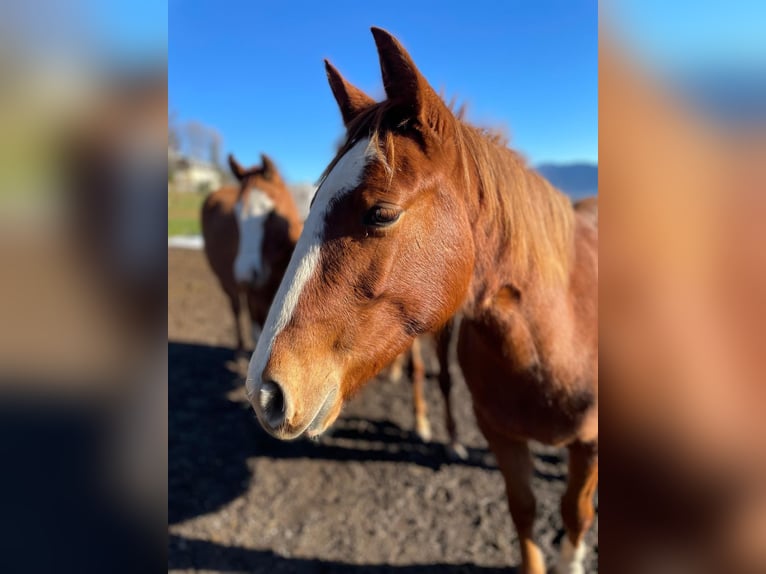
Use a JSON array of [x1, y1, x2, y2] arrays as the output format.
[[170, 1, 597, 183], [606, 1, 766, 74], [605, 1, 766, 123], [89, 0, 167, 61]]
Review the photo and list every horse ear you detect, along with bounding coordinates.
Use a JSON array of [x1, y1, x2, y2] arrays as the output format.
[[324, 59, 375, 127], [260, 153, 278, 180], [371, 27, 441, 121], [228, 154, 246, 181]]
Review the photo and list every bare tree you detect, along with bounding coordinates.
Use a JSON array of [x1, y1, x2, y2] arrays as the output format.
[[209, 129, 222, 167], [168, 110, 180, 152], [183, 120, 210, 161]]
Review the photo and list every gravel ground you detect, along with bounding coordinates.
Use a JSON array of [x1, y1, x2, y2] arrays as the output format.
[[168, 247, 598, 573]]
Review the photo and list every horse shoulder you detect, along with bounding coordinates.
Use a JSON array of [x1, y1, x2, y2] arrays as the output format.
[[459, 275, 596, 444]]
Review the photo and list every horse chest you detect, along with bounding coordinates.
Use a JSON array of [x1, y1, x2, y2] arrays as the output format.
[[457, 311, 593, 445]]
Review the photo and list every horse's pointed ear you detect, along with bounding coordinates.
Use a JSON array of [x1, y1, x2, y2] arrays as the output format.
[[324, 59, 375, 127], [371, 26, 439, 119], [260, 153, 278, 180], [228, 154, 246, 181]]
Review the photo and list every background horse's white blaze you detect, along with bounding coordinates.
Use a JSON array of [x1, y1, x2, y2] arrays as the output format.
[[246, 138, 374, 400], [233, 189, 275, 284]]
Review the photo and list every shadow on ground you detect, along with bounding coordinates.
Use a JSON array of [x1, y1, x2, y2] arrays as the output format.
[[169, 341, 511, 525], [169, 534, 515, 573]]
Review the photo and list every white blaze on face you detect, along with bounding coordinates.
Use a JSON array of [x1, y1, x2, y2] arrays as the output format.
[[234, 188, 275, 284], [251, 323, 262, 346], [246, 138, 375, 398]]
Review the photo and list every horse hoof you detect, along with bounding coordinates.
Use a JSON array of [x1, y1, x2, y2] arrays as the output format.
[[553, 538, 586, 574], [447, 442, 468, 461], [415, 419, 432, 442]]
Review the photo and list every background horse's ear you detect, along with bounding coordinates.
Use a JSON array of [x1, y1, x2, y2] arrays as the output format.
[[324, 59, 375, 127], [228, 154, 246, 181], [371, 26, 443, 123], [260, 153, 278, 180]]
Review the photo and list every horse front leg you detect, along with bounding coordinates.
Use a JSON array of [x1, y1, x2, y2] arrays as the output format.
[[227, 286, 245, 356], [435, 318, 466, 459], [481, 422, 546, 574], [555, 440, 598, 574], [245, 287, 267, 348], [410, 336, 431, 442], [388, 351, 406, 383]]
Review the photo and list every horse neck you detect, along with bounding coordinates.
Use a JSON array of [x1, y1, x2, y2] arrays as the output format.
[[459, 144, 575, 313]]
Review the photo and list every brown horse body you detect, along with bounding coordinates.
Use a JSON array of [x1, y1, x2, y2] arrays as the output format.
[[458, 192, 598, 572], [246, 28, 596, 573]]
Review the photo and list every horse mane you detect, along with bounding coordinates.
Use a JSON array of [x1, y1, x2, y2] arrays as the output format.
[[455, 119, 576, 285], [320, 99, 575, 285]]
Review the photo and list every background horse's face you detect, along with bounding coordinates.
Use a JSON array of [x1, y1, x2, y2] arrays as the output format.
[[229, 154, 290, 284], [246, 29, 475, 439]]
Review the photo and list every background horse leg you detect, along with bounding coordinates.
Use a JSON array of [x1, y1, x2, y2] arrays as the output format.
[[435, 318, 466, 459], [388, 351, 406, 383], [245, 288, 266, 348], [483, 428, 546, 574], [555, 440, 598, 574], [410, 337, 431, 442], [225, 285, 245, 355]]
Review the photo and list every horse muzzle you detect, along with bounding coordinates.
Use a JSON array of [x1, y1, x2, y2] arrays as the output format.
[[249, 376, 339, 440]]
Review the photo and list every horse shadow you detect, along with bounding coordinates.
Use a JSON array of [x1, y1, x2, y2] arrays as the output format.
[[169, 534, 515, 573], [169, 341, 564, 525]]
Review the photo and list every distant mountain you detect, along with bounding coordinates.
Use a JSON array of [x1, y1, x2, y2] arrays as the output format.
[[535, 162, 598, 199], [679, 71, 766, 124]]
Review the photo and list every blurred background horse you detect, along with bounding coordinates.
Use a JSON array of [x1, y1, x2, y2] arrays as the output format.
[[201, 154, 302, 352]]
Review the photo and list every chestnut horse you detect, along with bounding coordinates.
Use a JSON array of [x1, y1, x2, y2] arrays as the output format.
[[201, 154, 302, 351], [246, 28, 597, 574]]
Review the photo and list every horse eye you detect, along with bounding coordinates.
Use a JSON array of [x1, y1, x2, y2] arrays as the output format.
[[363, 205, 401, 227]]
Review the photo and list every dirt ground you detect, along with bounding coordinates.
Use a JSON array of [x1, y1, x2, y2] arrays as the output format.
[[168, 247, 598, 573]]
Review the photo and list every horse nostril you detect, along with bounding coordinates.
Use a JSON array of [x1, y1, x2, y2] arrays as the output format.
[[259, 380, 287, 430]]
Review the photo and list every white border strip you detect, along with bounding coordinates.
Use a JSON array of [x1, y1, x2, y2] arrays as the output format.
[[168, 235, 204, 250]]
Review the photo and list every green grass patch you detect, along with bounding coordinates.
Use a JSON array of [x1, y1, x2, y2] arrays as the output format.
[[168, 189, 206, 236], [168, 217, 202, 236]]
